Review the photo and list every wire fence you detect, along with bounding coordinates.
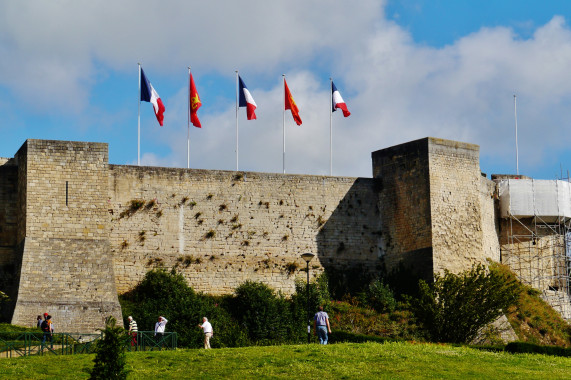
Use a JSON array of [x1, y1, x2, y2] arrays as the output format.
[[0, 331, 177, 358]]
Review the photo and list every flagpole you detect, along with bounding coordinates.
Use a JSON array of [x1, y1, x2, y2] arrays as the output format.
[[187, 66, 191, 169], [236, 70, 239, 171], [282, 74, 286, 174], [138, 63, 141, 166], [330, 78, 333, 176], [514, 94, 519, 175]]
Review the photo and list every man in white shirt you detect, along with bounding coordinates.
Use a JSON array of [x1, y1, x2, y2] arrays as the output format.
[[154, 316, 168, 345], [198, 317, 213, 349]]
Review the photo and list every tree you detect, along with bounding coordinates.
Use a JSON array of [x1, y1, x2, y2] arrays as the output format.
[[410, 263, 521, 343], [90, 316, 128, 380]]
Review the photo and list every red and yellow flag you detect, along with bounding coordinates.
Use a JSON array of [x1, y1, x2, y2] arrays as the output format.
[[284, 79, 302, 126], [189, 72, 202, 128]]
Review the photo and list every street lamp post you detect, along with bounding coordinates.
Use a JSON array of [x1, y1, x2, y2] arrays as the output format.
[[301, 253, 315, 344]]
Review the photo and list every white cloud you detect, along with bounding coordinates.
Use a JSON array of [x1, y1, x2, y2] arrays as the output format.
[[0, 0, 384, 113], [3, 2, 571, 179]]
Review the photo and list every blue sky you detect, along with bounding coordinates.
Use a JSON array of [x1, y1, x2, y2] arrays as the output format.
[[2, 1, 571, 179]]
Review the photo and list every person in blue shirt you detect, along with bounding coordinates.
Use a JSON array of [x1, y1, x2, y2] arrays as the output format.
[[313, 306, 332, 344]]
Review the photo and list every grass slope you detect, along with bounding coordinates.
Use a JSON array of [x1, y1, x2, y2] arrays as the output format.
[[491, 263, 571, 346], [1, 341, 571, 379]]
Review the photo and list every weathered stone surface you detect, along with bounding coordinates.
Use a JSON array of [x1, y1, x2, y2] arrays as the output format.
[[372, 137, 495, 279], [108, 166, 382, 295], [8, 140, 122, 333], [1, 136, 568, 332]]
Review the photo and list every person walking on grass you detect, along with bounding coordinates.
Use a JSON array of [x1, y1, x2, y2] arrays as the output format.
[[198, 317, 213, 349], [313, 306, 332, 345], [128, 316, 138, 347], [41, 315, 53, 348]]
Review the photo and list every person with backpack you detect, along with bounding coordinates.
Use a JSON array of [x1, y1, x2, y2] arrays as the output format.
[[41, 315, 53, 347]]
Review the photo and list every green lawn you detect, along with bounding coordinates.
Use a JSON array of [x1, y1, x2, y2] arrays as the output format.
[[1, 341, 571, 379]]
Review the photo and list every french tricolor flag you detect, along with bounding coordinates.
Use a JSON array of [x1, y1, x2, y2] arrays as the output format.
[[140, 67, 165, 126], [332, 81, 351, 117], [238, 76, 257, 120]]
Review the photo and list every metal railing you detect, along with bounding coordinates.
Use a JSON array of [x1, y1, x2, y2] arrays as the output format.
[[125, 331, 178, 352], [0, 331, 177, 357]]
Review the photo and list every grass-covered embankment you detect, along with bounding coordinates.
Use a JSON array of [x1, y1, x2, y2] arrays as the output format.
[[2, 341, 571, 379]]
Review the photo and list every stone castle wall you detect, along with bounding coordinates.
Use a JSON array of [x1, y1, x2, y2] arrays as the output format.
[[499, 219, 568, 291], [0, 157, 18, 320], [371, 137, 497, 279], [427, 139, 491, 273], [2, 136, 555, 331], [372, 138, 433, 279], [480, 177, 501, 263], [108, 166, 382, 295], [0, 158, 17, 266], [9, 140, 122, 332]]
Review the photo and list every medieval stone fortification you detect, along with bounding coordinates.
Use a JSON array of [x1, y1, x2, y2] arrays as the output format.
[[0, 137, 568, 332]]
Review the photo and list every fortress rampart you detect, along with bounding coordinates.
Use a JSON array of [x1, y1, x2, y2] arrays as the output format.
[[2, 137, 562, 333], [107, 165, 382, 295]]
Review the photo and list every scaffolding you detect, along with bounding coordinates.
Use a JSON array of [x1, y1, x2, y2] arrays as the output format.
[[499, 179, 571, 321]]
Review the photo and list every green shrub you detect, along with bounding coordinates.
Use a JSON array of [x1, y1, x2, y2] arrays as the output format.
[[361, 280, 397, 313], [90, 316, 128, 380], [120, 269, 196, 346], [229, 281, 294, 344], [410, 263, 521, 344], [120, 269, 244, 348]]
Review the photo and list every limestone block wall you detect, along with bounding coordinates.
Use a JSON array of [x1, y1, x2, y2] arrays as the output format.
[[372, 137, 491, 279], [480, 177, 501, 262], [428, 139, 488, 274], [0, 159, 17, 266], [542, 290, 571, 321], [10, 140, 122, 332], [108, 166, 382, 295], [372, 138, 433, 279], [499, 219, 568, 292], [0, 159, 18, 320], [501, 224, 571, 322]]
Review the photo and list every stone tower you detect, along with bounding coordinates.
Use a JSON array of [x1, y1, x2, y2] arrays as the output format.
[[10, 140, 122, 332], [372, 137, 492, 280]]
